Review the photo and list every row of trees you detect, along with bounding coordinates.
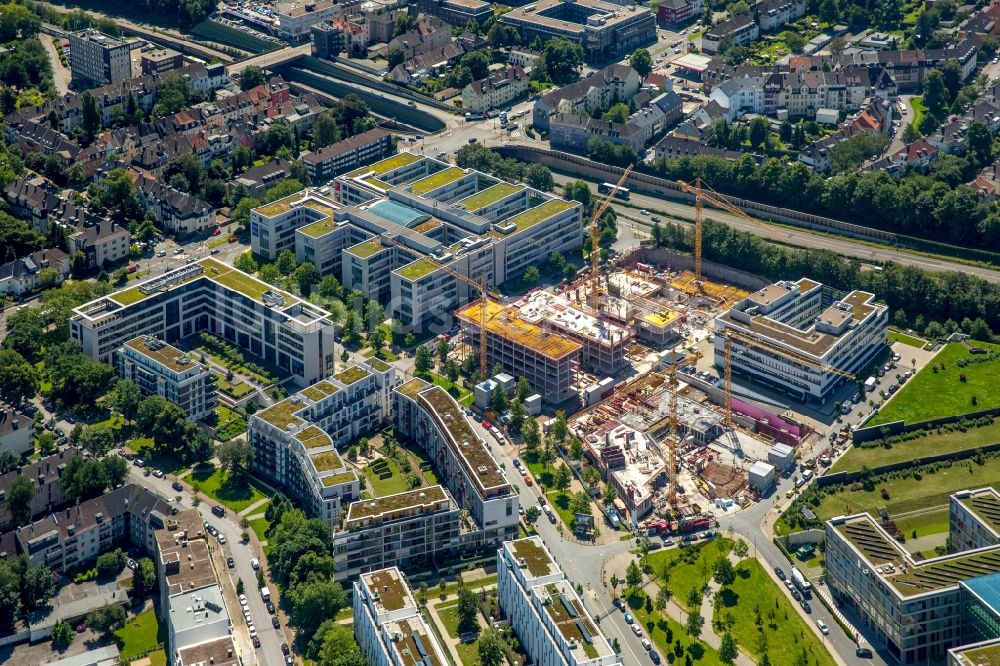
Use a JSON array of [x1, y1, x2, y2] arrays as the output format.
[[455, 143, 554, 192], [0, 555, 57, 632]]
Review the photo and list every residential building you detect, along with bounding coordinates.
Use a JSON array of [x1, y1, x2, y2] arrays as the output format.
[[0, 249, 70, 296], [455, 300, 582, 403], [234, 158, 294, 198], [67, 222, 130, 269], [247, 359, 396, 528], [140, 49, 184, 76], [462, 65, 528, 114], [311, 21, 345, 59], [826, 489, 1000, 664], [416, 0, 492, 26], [0, 448, 80, 530], [365, 10, 397, 43], [501, 0, 655, 62], [753, 0, 805, 32], [275, 0, 345, 40], [708, 76, 763, 122], [116, 335, 217, 420], [389, 43, 467, 84], [130, 169, 215, 234], [498, 537, 622, 666], [713, 278, 888, 402], [702, 16, 759, 54], [392, 378, 519, 545], [0, 406, 34, 459], [69, 30, 132, 87], [533, 65, 643, 132], [15, 484, 174, 574], [70, 258, 338, 388], [300, 128, 394, 184], [549, 91, 681, 154], [387, 17, 451, 59], [654, 135, 746, 161], [353, 568, 451, 666], [658, 0, 703, 26]]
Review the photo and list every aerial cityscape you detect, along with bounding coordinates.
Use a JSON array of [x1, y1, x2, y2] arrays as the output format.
[[1, 0, 1000, 665]]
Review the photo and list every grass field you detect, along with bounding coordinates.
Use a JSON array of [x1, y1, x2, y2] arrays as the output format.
[[424, 371, 473, 405], [190, 463, 266, 512], [437, 601, 480, 666], [546, 490, 575, 528], [626, 588, 724, 665], [869, 341, 1000, 426], [363, 458, 410, 496], [831, 419, 1000, 472], [715, 560, 836, 666], [641, 538, 734, 611], [778, 456, 1000, 533], [908, 96, 926, 135], [889, 330, 927, 348], [116, 607, 165, 664], [892, 507, 950, 541], [249, 516, 272, 542]]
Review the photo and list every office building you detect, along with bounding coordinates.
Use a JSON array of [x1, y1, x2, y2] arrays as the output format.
[[415, 0, 492, 27], [657, 0, 703, 26], [500, 0, 655, 62], [247, 359, 397, 528], [951, 488, 1000, 553], [69, 30, 133, 87], [713, 278, 888, 402], [140, 48, 184, 76], [116, 336, 217, 420], [353, 567, 451, 666], [456, 299, 581, 403], [393, 378, 519, 544], [300, 128, 394, 184], [498, 537, 622, 666], [825, 489, 1000, 664], [71, 258, 338, 388], [274, 0, 345, 40], [311, 22, 344, 59]]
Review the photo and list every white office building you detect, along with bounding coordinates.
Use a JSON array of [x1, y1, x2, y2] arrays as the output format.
[[116, 335, 217, 420], [498, 537, 622, 666]]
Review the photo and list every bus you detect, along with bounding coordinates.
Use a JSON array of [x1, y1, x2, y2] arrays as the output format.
[[598, 182, 630, 200]]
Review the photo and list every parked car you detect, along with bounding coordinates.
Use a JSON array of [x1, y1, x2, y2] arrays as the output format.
[[217, 533, 226, 544], [251, 558, 260, 570], [816, 619, 829, 635], [127, 559, 137, 570], [272, 616, 280, 629], [624, 613, 634, 624], [153, 469, 164, 478], [650, 651, 661, 664], [856, 648, 873, 658], [613, 598, 624, 611], [227, 557, 235, 569], [172, 481, 183, 491], [641, 639, 652, 651], [801, 600, 811, 613], [632, 624, 643, 637], [774, 567, 785, 580], [791, 589, 802, 601], [212, 505, 225, 518]]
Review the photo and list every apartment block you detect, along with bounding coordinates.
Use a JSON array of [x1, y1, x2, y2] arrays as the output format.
[[416, 0, 492, 26], [702, 16, 759, 54], [353, 567, 451, 666], [247, 360, 396, 528], [116, 336, 217, 421], [498, 537, 622, 666], [0, 405, 34, 459], [533, 65, 642, 132], [393, 378, 520, 546], [0, 448, 79, 530], [456, 299, 581, 403], [68, 222, 130, 269], [825, 491, 1000, 664], [714, 278, 888, 402], [753, 0, 806, 31], [301, 128, 393, 184], [70, 258, 337, 388], [462, 66, 529, 114], [69, 30, 132, 87], [657, 0, 703, 26], [951, 488, 1000, 553]]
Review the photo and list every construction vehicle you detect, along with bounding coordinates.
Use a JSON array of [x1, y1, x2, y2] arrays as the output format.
[[589, 164, 634, 309]]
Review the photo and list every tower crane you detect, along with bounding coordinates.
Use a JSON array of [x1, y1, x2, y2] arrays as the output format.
[[666, 358, 680, 507], [589, 164, 634, 309], [376, 235, 493, 377]]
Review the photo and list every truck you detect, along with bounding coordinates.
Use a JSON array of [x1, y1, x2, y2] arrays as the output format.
[[790, 567, 812, 597], [261, 586, 271, 603], [864, 376, 877, 392]]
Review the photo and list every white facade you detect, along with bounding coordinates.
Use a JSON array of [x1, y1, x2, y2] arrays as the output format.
[[0, 408, 33, 457], [709, 77, 763, 122], [117, 336, 217, 420], [167, 586, 232, 655], [498, 537, 622, 666]]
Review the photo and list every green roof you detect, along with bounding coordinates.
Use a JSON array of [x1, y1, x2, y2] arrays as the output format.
[[301, 381, 340, 402], [954, 642, 1000, 665], [256, 398, 305, 430], [346, 485, 449, 521], [504, 199, 573, 233], [363, 570, 412, 611], [410, 167, 466, 195], [366, 357, 391, 372], [363, 151, 420, 176], [334, 366, 370, 385], [322, 471, 357, 487], [348, 240, 384, 259], [300, 219, 337, 238], [310, 450, 344, 472], [511, 538, 555, 578], [295, 425, 332, 449], [397, 258, 440, 281], [396, 378, 430, 400], [111, 285, 150, 305], [461, 183, 524, 211]]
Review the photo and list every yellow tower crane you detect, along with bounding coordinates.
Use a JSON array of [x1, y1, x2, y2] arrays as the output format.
[[588, 164, 634, 308], [666, 358, 680, 506]]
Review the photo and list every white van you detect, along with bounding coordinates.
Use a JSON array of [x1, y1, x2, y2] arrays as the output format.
[[802, 469, 813, 482]]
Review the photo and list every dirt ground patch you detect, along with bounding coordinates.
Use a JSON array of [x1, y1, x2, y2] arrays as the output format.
[[700, 461, 747, 498]]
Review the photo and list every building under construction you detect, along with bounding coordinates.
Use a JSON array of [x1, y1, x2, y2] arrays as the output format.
[[455, 299, 582, 404]]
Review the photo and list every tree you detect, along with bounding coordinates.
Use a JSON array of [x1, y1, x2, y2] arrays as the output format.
[[296, 261, 320, 296], [713, 558, 735, 586], [414, 345, 433, 374], [51, 620, 74, 650], [629, 48, 652, 78], [830, 133, 889, 173], [106, 379, 141, 422], [445, 359, 461, 384], [525, 506, 541, 523], [490, 384, 509, 413], [21, 561, 55, 610], [152, 73, 191, 117], [603, 103, 631, 124], [516, 377, 532, 402], [218, 439, 254, 480], [96, 548, 126, 579], [569, 490, 592, 516], [923, 69, 948, 120], [437, 337, 450, 367], [554, 464, 571, 491], [685, 611, 703, 638], [521, 416, 541, 450], [626, 560, 642, 588], [564, 180, 592, 208], [719, 632, 738, 664], [457, 585, 479, 634], [288, 579, 348, 643], [522, 265, 540, 285], [462, 50, 491, 80], [312, 112, 342, 150], [387, 48, 405, 69], [104, 455, 128, 489], [81, 91, 100, 141], [8, 476, 34, 527], [733, 539, 749, 559], [87, 604, 126, 635], [543, 38, 584, 85], [602, 483, 617, 507], [132, 558, 156, 598], [656, 587, 670, 611], [240, 65, 267, 90], [78, 424, 116, 457], [524, 163, 554, 192], [0, 349, 37, 406], [477, 627, 505, 666], [748, 117, 770, 149], [315, 623, 367, 666]]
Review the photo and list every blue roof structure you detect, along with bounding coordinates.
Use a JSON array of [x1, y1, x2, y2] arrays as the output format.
[[965, 572, 1000, 614], [368, 200, 429, 228]]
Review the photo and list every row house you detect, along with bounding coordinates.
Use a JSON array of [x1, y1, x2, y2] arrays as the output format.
[[3, 177, 96, 233], [389, 43, 466, 84], [0, 249, 71, 296], [461, 65, 528, 114], [533, 64, 642, 132], [129, 168, 215, 234], [386, 17, 451, 59]]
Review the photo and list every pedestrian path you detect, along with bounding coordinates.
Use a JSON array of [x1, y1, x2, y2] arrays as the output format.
[[239, 497, 269, 517]]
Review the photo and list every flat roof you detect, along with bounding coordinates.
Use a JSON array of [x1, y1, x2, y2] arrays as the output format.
[[294, 425, 333, 449], [509, 537, 557, 578], [347, 239, 384, 258], [460, 183, 525, 210], [123, 336, 202, 373], [540, 580, 608, 659], [255, 398, 305, 430], [346, 152, 422, 178], [397, 377, 431, 400], [503, 0, 649, 32], [362, 568, 414, 612], [334, 366, 370, 385], [965, 572, 1000, 614], [301, 380, 340, 402], [299, 219, 337, 238], [346, 485, 449, 521], [311, 450, 344, 472], [389, 619, 445, 666], [398, 258, 441, 281], [503, 199, 573, 233], [410, 167, 467, 195], [953, 641, 1000, 666], [456, 300, 582, 361], [961, 489, 1000, 536]]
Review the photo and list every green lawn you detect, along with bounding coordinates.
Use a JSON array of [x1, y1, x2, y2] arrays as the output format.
[[831, 419, 1000, 472], [214, 372, 253, 399], [889, 330, 926, 348], [546, 490, 576, 528], [869, 341, 1000, 425], [211, 406, 247, 442], [116, 607, 165, 664], [715, 560, 836, 666], [779, 455, 1000, 533], [641, 538, 734, 612], [363, 458, 410, 496], [422, 371, 473, 405], [908, 96, 925, 135], [892, 507, 950, 541], [249, 516, 272, 542], [189, 463, 266, 512], [437, 601, 481, 666], [626, 588, 724, 666]]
